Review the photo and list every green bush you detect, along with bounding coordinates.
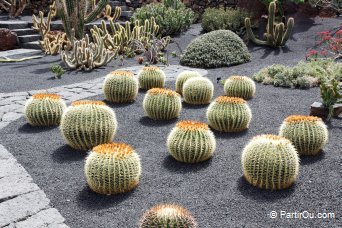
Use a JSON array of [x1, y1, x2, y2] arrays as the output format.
[[131, 1, 195, 36], [180, 30, 251, 68]]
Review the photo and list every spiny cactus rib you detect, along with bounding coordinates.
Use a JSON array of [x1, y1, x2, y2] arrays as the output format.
[[140, 204, 197, 228], [183, 77, 214, 105], [224, 76, 256, 100], [175, 71, 202, 95], [103, 70, 139, 103], [138, 66, 165, 90], [279, 115, 329, 156], [241, 134, 299, 190], [206, 96, 252, 132], [167, 120, 216, 163], [24, 93, 66, 126], [143, 88, 182, 120], [60, 100, 117, 150]]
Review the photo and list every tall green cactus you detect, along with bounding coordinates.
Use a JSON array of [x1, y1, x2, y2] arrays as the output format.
[[245, 0, 294, 47], [183, 77, 214, 105]]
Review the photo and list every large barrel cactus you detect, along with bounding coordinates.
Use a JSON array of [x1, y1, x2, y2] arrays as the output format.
[[140, 204, 197, 228], [167, 120, 216, 163], [138, 66, 165, 90], [183, 77, 214, 105], [85, 142, 141, 195], [24, 93, 67, 126], [279, 115, 329, 156], [223, 76, 256, 100], [206, 96, 252, 132], [103, 70, 139, 103], [175, 71, 202, 95], [143, 88, 182, 120], [241, 134, 299, 190], [60, 100, 117, 150]]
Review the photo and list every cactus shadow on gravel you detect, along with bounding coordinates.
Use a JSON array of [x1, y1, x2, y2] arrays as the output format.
[[212, 129, 250, 139], [51, 145, 87, 163], [162, 155, 212, 173], [139, 116, 178, 127], [105, 100, 136, 108], [182, 102, 210, 110], [18, 123, 58, 133], [300, 152, 325, 165]]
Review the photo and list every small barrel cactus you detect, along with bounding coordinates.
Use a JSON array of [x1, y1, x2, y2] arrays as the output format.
[[103, 70, 139, 103], [24, 93, 67, 126], [206, 96, 252, 132], [183, 77, 214, 105], [242, 134, 299, 190], [140, 204, 197, 228], [175, 71, 202, 95], [85, 142, 141, 195], [138, 66, 165, 90], [279, 115, 329, 156], [143, 88, 182, 120], [223, 76, 256, 100], [60, 100, 117, 150], [167, 120, 216, 163]]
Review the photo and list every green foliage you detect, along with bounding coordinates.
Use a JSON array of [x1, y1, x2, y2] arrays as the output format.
[[138, 66, 165, 90], [180, 30, 251, 68], [51, 64, 65, 79], [183, 77, 214, 105], [175, 71, 202, 95], [223, 76, 256, 100], [320, 79, 342, 121]]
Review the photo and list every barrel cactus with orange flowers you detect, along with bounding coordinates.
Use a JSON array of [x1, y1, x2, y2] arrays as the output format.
[[279, 115, 328, 156], [223, 76, 256, 100], [60, 100, 117, 150], [103, 70, 139, 103], [183, 77, 214, 105], [24, 93, 67, 126], [241, 134, 299, 190], [143, 88, 182, 120], [206, 96, 252, 132], [138, 66, 165, 90], [167, 120, 216, 163], [175, 71, 202, 95]]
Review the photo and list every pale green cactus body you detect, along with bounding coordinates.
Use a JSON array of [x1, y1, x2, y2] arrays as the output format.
[[183, 77, 214, 104], [279, 115, 328, 156], [24, 93, 67, 126], [175, 71, 202, 95], [241, 134, 299, 190], [138, 66, 165, 90], [85, 143, 141, 195], [224, 76, 256, 100]]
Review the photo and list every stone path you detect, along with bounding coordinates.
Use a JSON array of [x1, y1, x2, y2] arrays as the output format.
[[0, 65, 207, 228]]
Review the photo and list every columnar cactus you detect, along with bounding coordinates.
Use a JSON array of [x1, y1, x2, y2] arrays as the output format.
[[138, 66, 165, 90], [60, 100, 117, 150], [279, 115, 329, 156], [24, 93, 67, 126], [167, 120, 216, 163], [143, 88, 182, 120], [103, 70, 139, 103], [85, 142, 141, 195], [183, 77, 214, 105], [140, 204, 197, 228], [241, 134, 299, 190], [175, 71, 202, 95], [223, 76, 256, 100], [206, 96, 252, 132]]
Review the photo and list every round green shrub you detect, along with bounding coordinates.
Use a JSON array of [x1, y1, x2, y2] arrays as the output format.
[[24, 93, 66, 126], [180, 30, 251, 68], [279, 115, 328, 156], [175, 71, 202, 95], [183, 77, 214, 104], [138, 66, 165, 90], [167, 120, 216, 163], [85, 142, 141, 195], [241, 134, 299, 190], [224, 76, 256, 100]]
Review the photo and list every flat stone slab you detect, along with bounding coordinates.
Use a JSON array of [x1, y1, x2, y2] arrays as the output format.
[[0, 49, 42, 58]]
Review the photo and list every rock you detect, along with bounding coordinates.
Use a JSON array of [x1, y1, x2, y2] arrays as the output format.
[[310, 102, 342, 118], [318, 6, 338, 18], [0, 29, 18, 51]]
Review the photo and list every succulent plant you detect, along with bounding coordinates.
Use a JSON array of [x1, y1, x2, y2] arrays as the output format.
[[138, 66, 165, 90], [206, 96, 252, 132], [139, 204, 197, 228], [223, 76, 256, 100], [143, 88, 182, 120], [24, 93, 67, 126], [241, 134, 299, 190], [175, 71, 202, 95], [279, 115, 329, 156], [103, 70, 139, 103], [60, 100, 117, 150], [183, 77, 214, 105], [85, 142, 141, 195], [167, 120, 216, 163]]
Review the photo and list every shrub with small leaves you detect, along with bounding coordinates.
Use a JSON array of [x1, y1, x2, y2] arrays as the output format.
[[51, 64, 65, 79]]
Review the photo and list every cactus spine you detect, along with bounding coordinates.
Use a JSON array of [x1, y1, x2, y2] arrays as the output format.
[[85, 142, 141, 195], [143, 88, 182, 120], [279, 115, 329, 156], [245, 0, 294, 47], [24, 93, 67, 126], [140, 204, 197, 228], [207, 96, 252, 132], [60, 100, 117, 150], [175, 71, 202, 95], [241, 134, 299, 190], [183, 77, 214, 105], [138, 66, 165, 90], [103, 70, 139, 103], [167, 120, 216, 163], [223, 76, 256, 100]]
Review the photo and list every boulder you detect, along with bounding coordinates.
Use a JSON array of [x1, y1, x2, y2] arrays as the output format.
[[0, 28, 18, 51]]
